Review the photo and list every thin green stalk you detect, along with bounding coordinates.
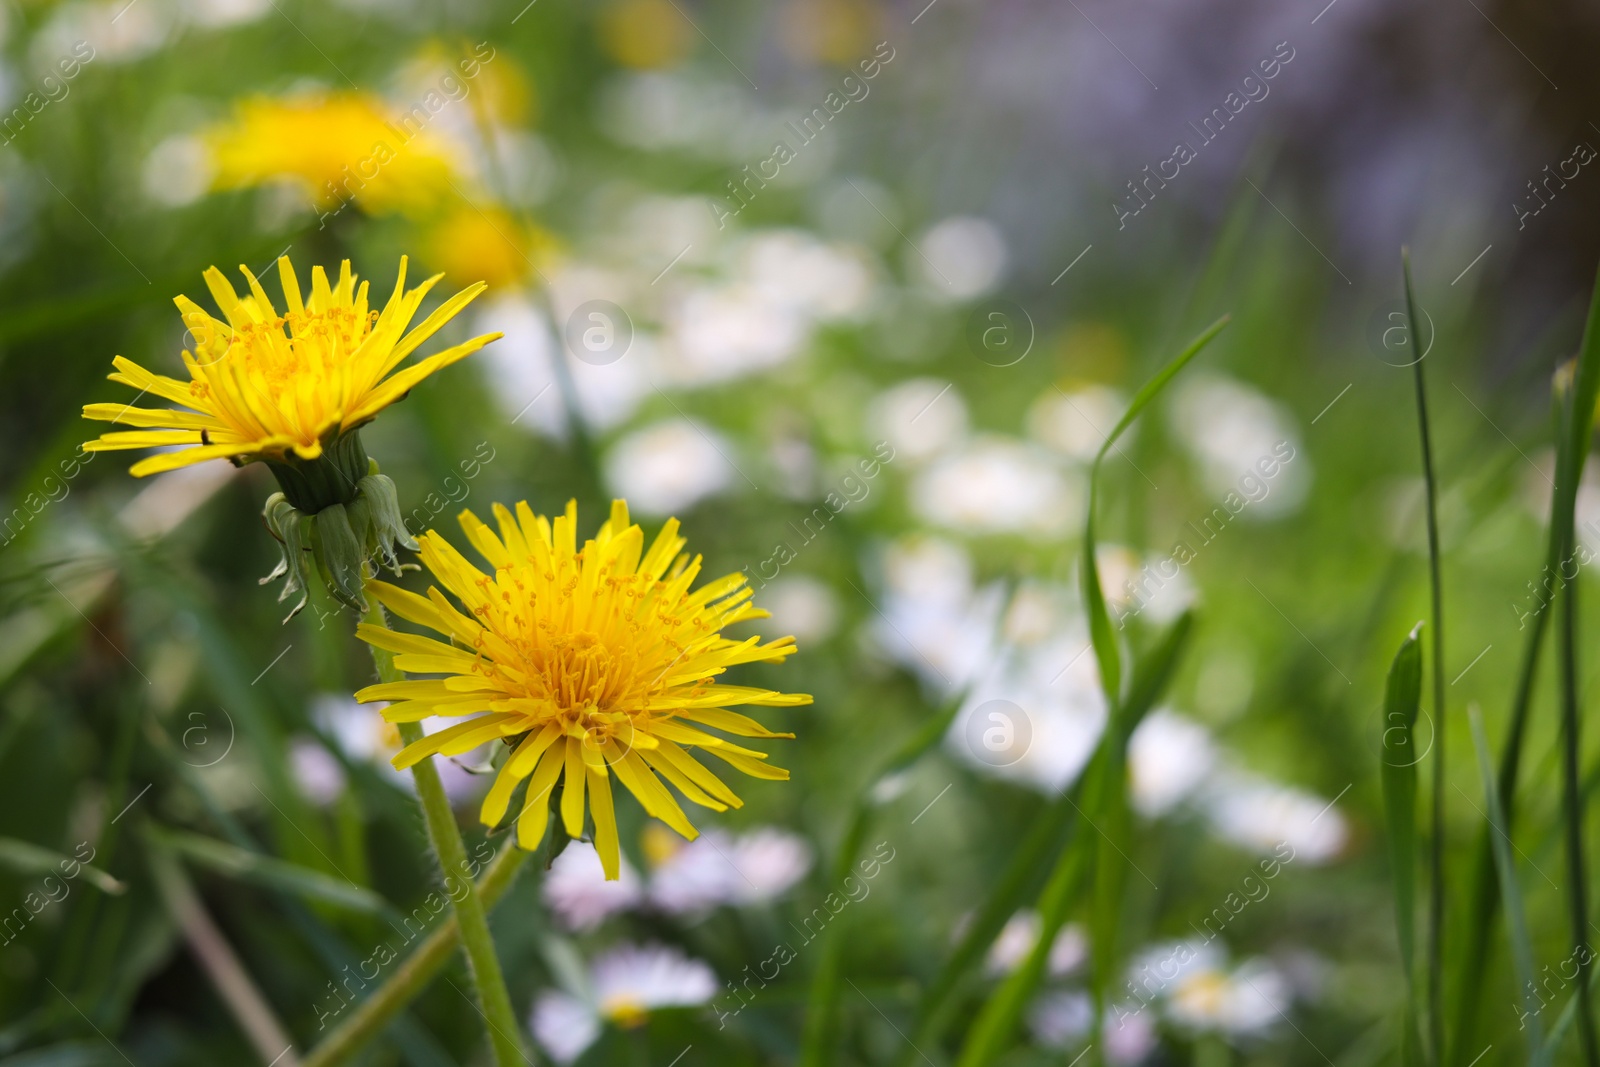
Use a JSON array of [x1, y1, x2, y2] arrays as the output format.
[[1402, 250, 1447, 1066], [1545, 257, 1600, 1066], [1452, 379, 1577, 1061], [1466, 705, 1546, 1063], [1557, 390, 1599, 1066], [1452, 589, 1549, 1060], [303, 842, 530, 1067], [361, 596, 530, 1067]]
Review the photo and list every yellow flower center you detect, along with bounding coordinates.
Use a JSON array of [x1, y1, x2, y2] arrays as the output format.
[[601, 996, 649, 1029]]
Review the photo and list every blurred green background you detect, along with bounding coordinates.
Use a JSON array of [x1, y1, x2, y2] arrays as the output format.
[[4, 0, 1600, 1062]]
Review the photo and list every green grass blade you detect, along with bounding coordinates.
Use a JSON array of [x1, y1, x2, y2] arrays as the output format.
[[1380, 622, 1424, 1065], [1381, 625, 1422, 976], [1466, 704, 1546, 1062], [1402, 249, 1449, 1067], [144, 825, 393, 916], [0, 838, 125, 897], [1550, 256, 1600, 1067], [801, 690, 965, 1067], [1545, 990, 1582, 1061], [942, 614, 1193, 1067], [953, 789, 1093, 1067], [1451, 388, 1566, 1060], [1082, 315, 1229, 704]]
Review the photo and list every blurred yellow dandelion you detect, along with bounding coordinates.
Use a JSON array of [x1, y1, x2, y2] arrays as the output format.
[[355, 499, 810, 880], [82, 256, 499, 475], [598, 0, 693, 70], [420, 203, 560, 289], [206, 94, 466, 218]]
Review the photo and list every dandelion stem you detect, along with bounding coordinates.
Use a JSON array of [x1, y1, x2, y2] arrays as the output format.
[[301, 842, 529, 1067], [360, 596, 531, 1067]]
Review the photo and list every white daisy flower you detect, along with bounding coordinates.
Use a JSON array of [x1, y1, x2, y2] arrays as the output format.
[[867, 378, 970, 465], [1201, 771, 1348, 864], [1168, 957, 1291, 1037], [1128, 710, 1217, 818], [542, 842, 644, 931], [910, 436, 1083, 538], [531, 944, 718, 1064], [649, 827, 813, 914], [983, 912, 1088, 978], [1026, 384, 1127, 462], [1167, 373, 1310, 520], [603, 418, 737, 517]]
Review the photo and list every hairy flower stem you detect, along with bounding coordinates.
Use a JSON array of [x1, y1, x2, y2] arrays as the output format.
[[301, 842, 529, 1067], [360, 596, 531, 1067]]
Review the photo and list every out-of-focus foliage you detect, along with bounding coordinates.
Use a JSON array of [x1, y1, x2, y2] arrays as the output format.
[[4, 0, 1600, 1063]]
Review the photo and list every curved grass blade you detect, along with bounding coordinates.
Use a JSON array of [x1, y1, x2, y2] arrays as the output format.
[[0, 838, 125, 897], [144, 825, 392, 917], [1466, 704, 1546, 1063], [1082, 315, 1229, 705], [900, 614, 1193, 1065]]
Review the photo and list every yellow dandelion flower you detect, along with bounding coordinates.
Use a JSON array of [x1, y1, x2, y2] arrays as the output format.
[[207, 94, 467, 218], [355, 499, 810, 880], [82, 255, 500, 477]]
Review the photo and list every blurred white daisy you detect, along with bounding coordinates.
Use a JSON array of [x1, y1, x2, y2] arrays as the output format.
[[142, 134, 213, 208], [911, 437, 1083, 538], [542, 842, 644, 931], [648, 827, 813, 914], [181, 0, 272, 27], [531, 944, 719, 1064], [1127, 710, 1217, 817], [922, 577, 1109, 792], [916, 216, 1007, 300], [1027, 988, 1093, 1046], [34, 0, 172, 67], [311, 694, 485, 804], [740, 230, 875, 321], [288, 737, 345, 806], [949, 636, 1107, 793], [757, 574, 841, 644], [1168, 957, 1291, 1037], [1201, 771, 1347, 864], [600, 194, 722, 271], [474, 291, 647, 439], [1103, 1001, 1159, 1064], [870, 536, 1004, 693], [984, 912, 1088, 977], [663, 282, 808, 383], [1167, 374, 1310, 519], [1099, 543, 1197, 627], [603, 418, 737, 516], [596, 71, 750, 157], [1027, 385, 1126, 462], [867, 378, 969, 464]]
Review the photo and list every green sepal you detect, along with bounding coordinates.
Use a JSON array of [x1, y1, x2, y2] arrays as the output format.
[[260, 492, 316, 623], [314, 502, 367, 612], [358, 469, 418, 573]]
